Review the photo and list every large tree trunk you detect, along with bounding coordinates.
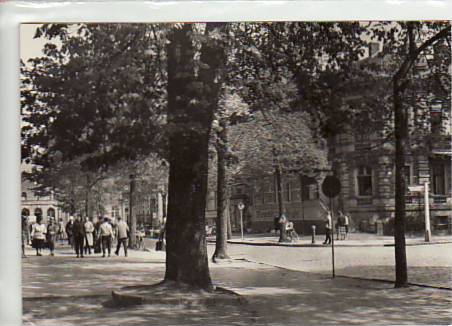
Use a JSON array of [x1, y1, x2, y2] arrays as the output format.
[[393, 81, 408, 288], [164, 23, 226, 289], [213, 118, 230, 260]]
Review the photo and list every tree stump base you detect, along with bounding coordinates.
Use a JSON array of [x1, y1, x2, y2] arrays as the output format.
[[109, 282, 246, 308]]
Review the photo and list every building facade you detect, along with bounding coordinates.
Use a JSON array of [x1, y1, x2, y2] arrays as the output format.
[[21, 179, 63, 223]]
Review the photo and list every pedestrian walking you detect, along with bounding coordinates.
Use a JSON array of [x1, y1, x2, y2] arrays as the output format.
[[57, 218, 66, 243], [84, 217, 94, 255], [343, 212, 350, 237], [31, 216, 47, 256], [336, 214, 343, 240], [73, 216, 85, 258], [21, 215, 29, 258], [46, 218, 59, 256], [65, 217, 74, 248], [323, 211, 332, 245], [93, 218, 102, 253], [100, 217, 113, 257], [115, 217, 129, 257]]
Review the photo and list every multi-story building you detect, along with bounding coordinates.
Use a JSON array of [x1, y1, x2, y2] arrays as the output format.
[[209, 44, 451, 236]]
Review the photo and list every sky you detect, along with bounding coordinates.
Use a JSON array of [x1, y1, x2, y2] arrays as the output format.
[[20, 24, 47, 62]]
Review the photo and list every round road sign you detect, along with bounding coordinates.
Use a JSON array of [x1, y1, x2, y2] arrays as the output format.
[[237, 202, 245, 210], [322, 176, 341, 198]]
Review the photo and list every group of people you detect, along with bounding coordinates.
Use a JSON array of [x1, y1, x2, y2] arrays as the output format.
[[22, 215, 130, 258], [323, 210, 350, 245], [274, 214, 299, 242]]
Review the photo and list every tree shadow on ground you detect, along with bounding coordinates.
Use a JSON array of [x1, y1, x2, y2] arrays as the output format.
[[23, 256, 452, 325]]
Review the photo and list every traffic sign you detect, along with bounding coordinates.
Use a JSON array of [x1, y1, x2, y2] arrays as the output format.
[[238, 202, 245, 210], [322, 176, 341, 198]]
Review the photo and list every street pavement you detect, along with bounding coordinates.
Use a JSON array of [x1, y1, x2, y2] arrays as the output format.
[[22, 235, 452, 325], [212, 232, 452, 289]]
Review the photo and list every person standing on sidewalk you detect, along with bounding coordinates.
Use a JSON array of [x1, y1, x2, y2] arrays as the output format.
[[57, 218, 66, 243], [323, 211, 332, 245], [343, 212, 350, 237], [73, 216, 85, 258], [84, 217, 94, 255], [115, 217, 129, 257], [46, 218, 59, 256], [31, 216, 46, 256], [100, 217, 113, 257], [65, 216, 74, 248]]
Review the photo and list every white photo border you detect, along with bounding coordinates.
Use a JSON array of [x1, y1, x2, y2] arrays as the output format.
[[1, 1, 451, 325]]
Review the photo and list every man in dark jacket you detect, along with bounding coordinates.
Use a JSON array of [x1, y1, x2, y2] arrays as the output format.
[[65, 217, 74, 248], [73, 216, 86, 258]]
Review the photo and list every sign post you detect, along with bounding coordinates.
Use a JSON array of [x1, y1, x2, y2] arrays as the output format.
[[424, 182, 431, 242], [408, 183, 431, 242], [321, 175, 341, 279], [238, 202, 245, 240]]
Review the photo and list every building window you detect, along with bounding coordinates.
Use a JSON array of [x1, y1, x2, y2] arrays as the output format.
[[431, 163, 446, 195], [34, 207, 43, 218], [357, 166, 373, 197], [47, 208, 55, 218], [21, 192, 27, 200]]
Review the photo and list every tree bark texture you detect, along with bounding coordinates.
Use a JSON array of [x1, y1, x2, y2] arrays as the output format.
[[275, 163, 288, 242], [213, 118, 230, 260], [391, 25, 449, 288], [393, 81, 408, 287], [164, 23, 226, 289], [226, 199, 232, 240], [129, 175, 137, 248]]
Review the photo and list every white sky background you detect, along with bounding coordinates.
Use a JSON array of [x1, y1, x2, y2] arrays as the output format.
[[20, 22, 381, 63], [20, 24, 47, 62]]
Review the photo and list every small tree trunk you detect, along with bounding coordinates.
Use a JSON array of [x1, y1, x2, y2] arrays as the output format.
[[226, 199, 232, 240], [393, 81, 409, 288], [85, 191, 89, 218], [213, 119, 230, 260], [129, 175, 137, 248], [275, 163, 288, 242]]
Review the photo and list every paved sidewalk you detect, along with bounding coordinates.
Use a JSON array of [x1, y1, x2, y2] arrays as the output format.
[[222, 232, 452, 247], [22, 248, 452, 326]]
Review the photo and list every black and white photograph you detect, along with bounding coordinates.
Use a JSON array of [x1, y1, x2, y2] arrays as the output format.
[[19, 21, 451, 325]]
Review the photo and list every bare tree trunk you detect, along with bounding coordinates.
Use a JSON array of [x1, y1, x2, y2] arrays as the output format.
[[164, 23, 226, 289], [393, 81, 408, 288], [391, 24, 449, 288], [129, 174, 136, 248], [213, 118, 230, 260], [226, 198, 232, 240], [275, 163, 288, 242]]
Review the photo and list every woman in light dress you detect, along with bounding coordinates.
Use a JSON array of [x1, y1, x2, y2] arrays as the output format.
[[31, 216, 47, 256], [84, 217, 95, 255]]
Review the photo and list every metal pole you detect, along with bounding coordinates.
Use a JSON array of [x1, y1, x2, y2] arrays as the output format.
[[424, 181, 431, 242], [240, 209, 244, 240], [330, 197, 335, 278]]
